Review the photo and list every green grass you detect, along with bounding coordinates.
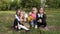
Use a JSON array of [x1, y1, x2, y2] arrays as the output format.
[[0, 9, 60, 34]]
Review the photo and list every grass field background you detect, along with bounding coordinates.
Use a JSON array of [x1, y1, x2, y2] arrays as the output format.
[[0, 8, 60, 34]]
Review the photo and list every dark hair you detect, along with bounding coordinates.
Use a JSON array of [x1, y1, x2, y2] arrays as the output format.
[[38, 7, 45, 13], [16, 9, 22, 14], [16, 9, 22, 16]]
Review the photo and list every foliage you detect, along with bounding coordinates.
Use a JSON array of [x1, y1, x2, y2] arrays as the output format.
[[0, 0, 60, 10], [46, 0, 60, 8], [21, 0, 41, 8]]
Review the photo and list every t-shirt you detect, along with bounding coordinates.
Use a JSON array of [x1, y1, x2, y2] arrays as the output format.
[[30, 13, 36, 19], [38, 13, 43, 18], [15, 15, 20, 21]]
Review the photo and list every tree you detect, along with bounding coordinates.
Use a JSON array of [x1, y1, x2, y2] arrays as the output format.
[[21, 0, 41, 9], [46, 0, 60, 8]]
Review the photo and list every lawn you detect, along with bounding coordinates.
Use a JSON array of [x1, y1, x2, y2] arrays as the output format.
[[0, 8, 60, 34]]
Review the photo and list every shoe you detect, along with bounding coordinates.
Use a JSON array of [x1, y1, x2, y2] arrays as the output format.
[[35, 25, 38, 28]]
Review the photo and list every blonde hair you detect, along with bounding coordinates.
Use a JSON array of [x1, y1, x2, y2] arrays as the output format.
[[20, 10, 27, 22], [31, 7, 38, 14]]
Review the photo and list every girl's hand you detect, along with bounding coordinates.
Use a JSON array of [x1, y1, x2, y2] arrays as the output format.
[[38, 19, 42, 23]]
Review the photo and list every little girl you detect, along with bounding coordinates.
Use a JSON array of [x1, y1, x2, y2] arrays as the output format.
[[17, 10, 30, 32], [14, 9, 30, 32], [36, 8, 47, 29], [13, 9, 21, 29], [28, 7, 37, 28]]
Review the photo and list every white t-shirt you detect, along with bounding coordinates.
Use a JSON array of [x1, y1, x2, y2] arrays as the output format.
[[15, 15, 20, 21], [38, 13, 43, 18]]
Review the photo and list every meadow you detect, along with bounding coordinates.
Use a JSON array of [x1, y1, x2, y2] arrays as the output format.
[[0, 8, 60, 34]]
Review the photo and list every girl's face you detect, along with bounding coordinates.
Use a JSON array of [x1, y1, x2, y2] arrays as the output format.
[[32, 8, 37, 14], [39, 8, 44, 14]]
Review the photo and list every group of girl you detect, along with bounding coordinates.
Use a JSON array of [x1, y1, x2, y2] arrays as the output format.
[[13, 7, 47, 32]]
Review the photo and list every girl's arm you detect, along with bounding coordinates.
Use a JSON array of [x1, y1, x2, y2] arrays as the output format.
[[15, 15, 20, 21], [44, 12, 47, 19], [43, 13, 47, 19], [42, 13, 47, 23]]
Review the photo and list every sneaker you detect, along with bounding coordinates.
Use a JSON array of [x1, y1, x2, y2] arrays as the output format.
[[35, 25, 38, 28]]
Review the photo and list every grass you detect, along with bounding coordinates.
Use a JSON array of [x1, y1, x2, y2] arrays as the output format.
[[0, 8, 60, 34]]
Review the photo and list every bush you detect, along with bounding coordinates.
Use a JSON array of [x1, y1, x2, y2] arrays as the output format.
[[0, 0, 60, 10], [21, 0, 41, 9], [46, 0, 60, 8]]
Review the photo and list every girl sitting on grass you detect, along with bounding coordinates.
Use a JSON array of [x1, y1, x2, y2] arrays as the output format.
[[28, 7, 37, 28], [13, 9, 21, 30], [17, 10, 30, 32], [13, 9, 30, 32], [36, 8, 48, 30]]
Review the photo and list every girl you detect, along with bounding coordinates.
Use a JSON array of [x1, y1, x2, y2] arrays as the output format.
[[28, 7, 37, 28], [36, 8, 47, 29], [13, 9, 21, 29], [17, 10, 30, 32]]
